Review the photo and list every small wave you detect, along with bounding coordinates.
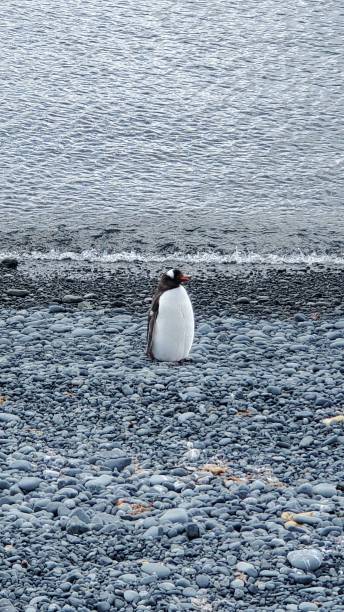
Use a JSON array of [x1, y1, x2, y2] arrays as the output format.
[[1, 248, 344, 266]]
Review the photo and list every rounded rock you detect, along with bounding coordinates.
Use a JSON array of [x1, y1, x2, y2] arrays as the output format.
[[160, 508, 189, 524], [287, 549, 323, 571], [313, 483, 337, 498], [196, 574, 211, 588], [141, 562, 171, 579], [18, 477, 42, 493]]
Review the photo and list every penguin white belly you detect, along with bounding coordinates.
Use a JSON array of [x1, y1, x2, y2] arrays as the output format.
[[152, 286, 194, 362]]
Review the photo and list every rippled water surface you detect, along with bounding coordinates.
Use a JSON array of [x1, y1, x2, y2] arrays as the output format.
[[1, 0, 343, 254]]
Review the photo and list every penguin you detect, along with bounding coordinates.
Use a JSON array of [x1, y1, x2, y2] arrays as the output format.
[[147, 269, 194, 362]]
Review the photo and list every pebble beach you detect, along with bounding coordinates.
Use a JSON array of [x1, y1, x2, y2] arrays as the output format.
[[0, 261, 343, 611], [1, 0, 344, 607]]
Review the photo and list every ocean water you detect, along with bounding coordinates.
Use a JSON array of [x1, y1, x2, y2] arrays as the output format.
[[1, 0, 343, 261]]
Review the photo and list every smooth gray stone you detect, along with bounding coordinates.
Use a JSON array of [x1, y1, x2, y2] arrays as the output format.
[[287, 549, 323, 571], [66, 516, 90, 535], [123, 591, 139, 603], [105, 457, 131, 472], [297, 484, 313, 496], [48, 305, 66, 313], [143, 526, 161, 540], [160, 508, 189, 524], [71, 328, 94, 337], [85, 475, 113, 491], [178, 412, 195, 423], [0, 413, 20, 423], [196, 574, 211, 588], [299, 435, 314, 448], [9, 460, 33, 471], [313, 483, 337, 498], [50, 324, 72, 333], [62, 294, 84, 303], [17, 477, 42, 492], [0, 599, 17, 612], [236, 561, 258, 577], [141, 562, 171, 578], [198, 323, 213, 334], [293, 514, 320, 526], [299, 603, 320, 611]]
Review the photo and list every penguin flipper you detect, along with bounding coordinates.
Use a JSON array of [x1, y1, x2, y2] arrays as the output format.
[[146, 295, 160, 359]]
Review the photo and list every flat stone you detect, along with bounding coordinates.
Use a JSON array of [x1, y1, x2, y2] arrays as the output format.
[[331, 339, 344, 348], [123, 591, 139, 603], [313, 483, 337, 498], [293, 514, 320, 526], [236, 561, 258, 577], [85, 475, 113, 491], [178, 412, 195, 423], [198, 323, 213, 334], [48, 305, 66, 313], [160, 508, 189, 524], [141, 562, 171, 578], [66, 516, 90, 535], [105, 457, 131, 472], [0, 413, 20, 423], [6, 289, 29, 297], [0, 496, 17, 506], [18, 477, 42, 492], [287, 549, 323, 571], [71, 328, 94, 337], [143, 526, 160, 540], [299, 603, 319, 611], [299, 435, 314, 448], [0, 599, 17, 612], [9, 460, 33, 471], [289, 571, 314, 585], [51, 324, 72, 333], [62, 294, 84, 304]]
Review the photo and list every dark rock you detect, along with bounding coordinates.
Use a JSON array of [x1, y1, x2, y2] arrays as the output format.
[[0, 258, 18, 269], [61, 294, 84, 304], [186, 523, 201, 540], [105, 457, 132, 472], [6, 289, 29, 297]]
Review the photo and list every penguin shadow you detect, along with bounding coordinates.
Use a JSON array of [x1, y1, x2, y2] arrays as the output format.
[[146, 354, 194, 367]]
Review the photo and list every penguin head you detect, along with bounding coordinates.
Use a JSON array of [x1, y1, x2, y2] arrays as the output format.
[[160, 269, 191, 289]]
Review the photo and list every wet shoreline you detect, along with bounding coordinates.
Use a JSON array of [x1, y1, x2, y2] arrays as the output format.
[[1, 260, 344, 319]]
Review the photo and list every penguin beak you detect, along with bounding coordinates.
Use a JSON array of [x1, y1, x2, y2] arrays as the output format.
[[180, 274, 191, 283]]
